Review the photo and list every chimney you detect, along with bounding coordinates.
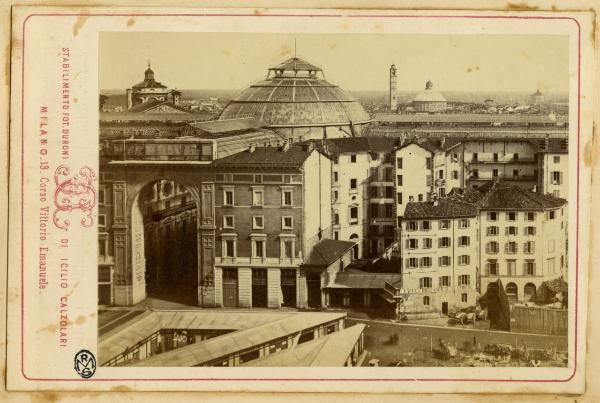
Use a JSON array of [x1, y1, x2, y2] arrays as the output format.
[[248, 144, 256, 153], [440, 137, 446, 149], [281, 138, 291, 152], [303, 142, 314, 153]]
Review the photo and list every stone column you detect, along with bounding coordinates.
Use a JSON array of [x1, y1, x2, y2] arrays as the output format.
[[297, 272, 307, 308], [213, 267, 223, 307], [237, 267, 252, 308], [267, 268, 281, 308]]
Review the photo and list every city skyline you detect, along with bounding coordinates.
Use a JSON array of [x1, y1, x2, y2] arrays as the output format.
[[99, 32, 569, 93]]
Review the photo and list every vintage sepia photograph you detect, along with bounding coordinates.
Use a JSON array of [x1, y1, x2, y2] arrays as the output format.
[[96, 32, 570, 368]]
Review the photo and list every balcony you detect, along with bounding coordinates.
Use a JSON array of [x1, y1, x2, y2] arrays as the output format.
[[469, 173, 538, 182], [214, 256, 303, 267], [104, 139, 214, 163]]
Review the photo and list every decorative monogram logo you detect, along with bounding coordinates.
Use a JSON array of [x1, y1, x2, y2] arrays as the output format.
[[53, 165, 97, 230]]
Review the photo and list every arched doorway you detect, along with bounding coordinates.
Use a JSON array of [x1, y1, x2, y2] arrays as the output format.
[[506, 282, 518, 302], [524, 283, 537, 302], [131, 179, 199, 305], [349, 234, 359, 259]]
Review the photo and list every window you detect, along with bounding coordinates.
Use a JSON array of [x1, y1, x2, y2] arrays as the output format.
[[385, 187, 394, 198], [472, 153, 478, 162], [524, 260, 536, 276], [438, 237, 451, 248], [224, 239, 236, 258], [252, 239, 266, 258], [438, 169, 444, 179], [384, 167, 394, 181], [223, 215, 234, 229], [439, 188, 446, 197], [384, 204, 394, 218], [493, 153, 499, 162], [407, 239, 418, 249], [98, 214, 106, 227], [420, 277, 433, 288], [333, 172, 338, 182], [487, 226, 499, 236], [281, 239, 295, 259], [423, 296, 430, 306], [506, 260, 517, 276], [350, 179, 357, 190], [554, 155, 560, 163], [407, 258, 418, 268], [458, 236, 470, 247], [282, 189, 293, 206], [370, 187, 378, 197], [549, 211, 556, 220], [98, 187, 106, 205], [350, 154, 357, 163], [349, 207, 358, 223], [333, 213, 340, 225], [547, 257, 556, 274], [459, 219, 470, 228], [486, 241, 499, 254], [282, 216, 293, 229], [452, 153, 459, 162], [439, 256, 451, 266], [420, 257, 432, 267], [439, 220, 450, 230], [426, 157, 432, 169], [524, 241, 535, 254], [458, 275, 471, 286], [223, 188, 234, 206], [525, 226, 536, 235], [407, 221, 418, 231], [332, 190, 338, 201], [526, 212, 536, 221], [472, 169, 479, 178], [396, 157, 403, 169], [397, 192, 403, 204], [253, 216, 264, 229], [458, 255, 470, 265], [98, 239, 107, 257], [418, 194, 423, 202], [506, 226, 518, 236], [423, 238, 433, 249], [505, 241, 518, 254], [492, 169, 499, 178], [370, 204, 379, 218], [334, 231, 339, 240], [514, 153, 519, 161], [487, 212, 498, 221], [462, 293, 468, 303], [421, 221, 431, 231], [397, 175, 403, 186], [252, 188, 264, 206], [452, 170, 459, 180], [486, 260, 499, 275], [507, 212, 517, 221], [548, 239, 555, 253], [439, 276, 450, 287], [551, 171, 562, 185]]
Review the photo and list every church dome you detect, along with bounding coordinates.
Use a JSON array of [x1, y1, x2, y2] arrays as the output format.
[[218, 57, 370, 129], [413, 81, 447, 103]]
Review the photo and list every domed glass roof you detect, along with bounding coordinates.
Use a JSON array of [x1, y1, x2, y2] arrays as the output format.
[[218, 57, 370, 127]]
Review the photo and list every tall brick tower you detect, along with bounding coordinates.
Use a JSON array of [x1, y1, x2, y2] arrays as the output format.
[[389, 64, 398, 111]]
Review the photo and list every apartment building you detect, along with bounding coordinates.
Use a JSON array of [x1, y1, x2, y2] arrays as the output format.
[[399, 180, 567, 314], [474, 181, 568, 302], [400, 198, 480, 314], [320, 137, 397, 259], [211, 143, 332, 309]]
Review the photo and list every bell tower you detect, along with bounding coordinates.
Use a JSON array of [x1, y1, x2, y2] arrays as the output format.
[[389, 64, 397, 111]]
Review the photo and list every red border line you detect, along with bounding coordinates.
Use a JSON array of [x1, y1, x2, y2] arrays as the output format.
[[19, 12, 581, 384]]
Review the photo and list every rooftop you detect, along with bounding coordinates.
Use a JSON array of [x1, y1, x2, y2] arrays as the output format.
[[327, 269, 402, 289], [404, 197, 479, 220], [186, 118, 264, 136], [127, 99, 191, 114], [374, 113, 569, 125], [211, 144, 318, 169], [241, 324, 366, 367], [317, 137, 396, 156], [303, 239, 356, 267]]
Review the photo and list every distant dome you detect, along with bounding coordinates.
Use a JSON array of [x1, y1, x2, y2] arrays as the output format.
[[412, 81, 447, 112], [218, 57, 370, 140]]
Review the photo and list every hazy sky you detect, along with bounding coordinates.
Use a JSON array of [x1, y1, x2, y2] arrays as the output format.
[[99, 32, 569, 93]]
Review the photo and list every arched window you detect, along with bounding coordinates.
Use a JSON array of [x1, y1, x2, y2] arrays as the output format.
[[350, 234, 359, 259], [524, 283, 537, 302], [506, 282, 518, 301], [423, 296, 430, 306]]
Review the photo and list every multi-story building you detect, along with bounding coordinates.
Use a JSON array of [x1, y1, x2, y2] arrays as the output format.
[[400, 198, 480, 314], [535, 138, 569, 198], [399, 180, 568, 314], [474, 181, 568, 302], [211, 143, 332, 309], [319, 137, 397, 259]]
